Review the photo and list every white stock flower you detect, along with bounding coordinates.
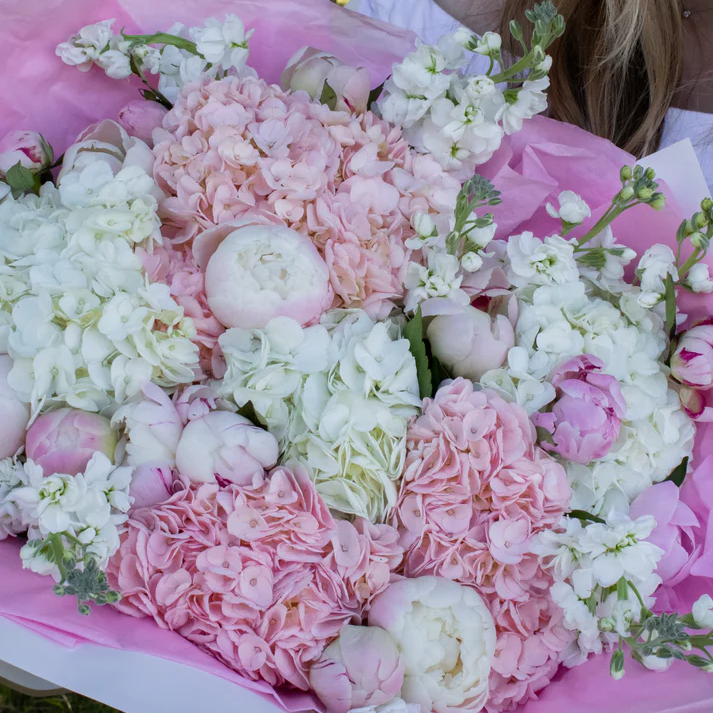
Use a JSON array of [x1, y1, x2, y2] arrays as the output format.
[[636, 244, 678, 297], [506, 232, 579, 288], [473, 32, 502, 56], [576, 227, 637, 295], [461, 251, 484, 272], [56, 20, 115, 71], [403, 250, 468, 312], [369, 577, 496, 713], [686, 262, 713, 294], [692, 595, 713, 629], [565, 461, 641, 517], [0, 458, 27, 539], [189, 15, 254, 71], [497, 77, 550, 134], [546, 191, 591, 225]]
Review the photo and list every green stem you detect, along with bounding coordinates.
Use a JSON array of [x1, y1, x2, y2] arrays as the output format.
[[679, 248, 702, 279], [627, 580, 647, 612], [122, 32, 199, 55], [47, 534, 67, 582], [577, 203, 641, 248], [490, 52, 535, 83]]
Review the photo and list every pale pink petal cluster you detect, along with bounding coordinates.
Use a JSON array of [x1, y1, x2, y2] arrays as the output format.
[[107, 465, 403, 690], [392, 378, 572, 712], [672, 318, 713, 391], [534, 354, 627, 464], [152, 75, 459, 347]]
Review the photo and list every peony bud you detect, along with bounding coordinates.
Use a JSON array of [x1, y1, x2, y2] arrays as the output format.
[[671, 319, 713, 390], [282, 47, 371, 114], [309, 625, 405, 713], [427, 305, 514, 381], [0, 131, 53, 175], [26, 408, 117, 476], [174, 411, 279, 487], [118, 100, 168, 146], [0, 354, 30, 459], [128, 464, 174, 510]]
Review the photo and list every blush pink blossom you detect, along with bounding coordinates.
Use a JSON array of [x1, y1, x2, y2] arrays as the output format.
[[118, 100, 168, 146], [392, 378, 572, 712], [129, 465, 175, 510], [534, 354, 626, 464], [0, 130, 52, 174], [671, 318, 713, 391], [309, 625, 404, 713], [106, 465, 403, 690], [152, 75, 459, 368], [0, 354, 29, 460], [26, 408, 117, 476]]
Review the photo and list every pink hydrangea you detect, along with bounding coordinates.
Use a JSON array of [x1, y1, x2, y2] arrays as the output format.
[[534, 355, 627, 464], [152, 75, 459, 367], [107, 465, 402, 691], [392, 378, 572, 712]]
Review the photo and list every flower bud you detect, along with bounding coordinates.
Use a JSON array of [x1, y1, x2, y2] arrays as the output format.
[[618, 185, 635, 202], [0, 131, 53, 175], [309, 625, 405, 713], [671, 319, 713, 390], [650, 193, 666, 211], [694, 211, 709, 229], [474, 32, 502, 56], [0, 355, 30, 460], [453, 27, 477, 48], [637, 186, 654, 201], [610, 649, 625, 680], [118, 100, 168, 147], [411, 212, 436, 239], [281, 47, 371, 114], [620, 165, 633, 181], [26, 408, 117, 476], [427, 306, 515, 381], [691, 232, 708, 250], [461, 251, 484, 273]]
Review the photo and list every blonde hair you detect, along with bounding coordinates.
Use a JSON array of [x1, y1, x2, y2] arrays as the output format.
[[500, 0, 684, 158]]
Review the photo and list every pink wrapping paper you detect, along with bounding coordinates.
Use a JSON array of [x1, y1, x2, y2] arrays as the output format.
[[1, 1, 713, 711]]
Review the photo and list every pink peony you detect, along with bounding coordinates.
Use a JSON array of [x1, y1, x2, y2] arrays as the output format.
[[205, 224, 333, 329], [152, 75, 459, 365], [106, 465, 403, 690], [129, 464, 175, 510], [174, 411, 278, 488], [533, 354, 626, 464], [671, 318, 713, 391], [26, 408, 117, 476], [392, 378, 572, 712], [309, 625, 404, 713], [118, 100, 168, 146], [0, 130, 52, 175], [0, 354, 29, 460]]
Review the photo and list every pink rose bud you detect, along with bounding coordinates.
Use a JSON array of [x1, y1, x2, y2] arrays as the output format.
[[26, 408, 117, 476], [427, 305, 515, 381], [0, 354, 30, 459], [0, 130, 53, 175], [118, 100, 168, 146], [309, 625, 405, 713], [671, 318, 713, 391], [534, 354, 627, 464], [174, 411, 279, 488], [281, 47, 371, 114], [129, 464, 175, 510]]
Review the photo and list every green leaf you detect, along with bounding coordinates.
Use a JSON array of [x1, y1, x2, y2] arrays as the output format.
[[430, 355, 451, 394], [666, 456, 689, 488], [665, 273, 677, 343], [237, 401, 266, 429], [320, 80, 338, 111], [403, 307, 432, 399], [5, 161, 39, 195], [368, 79, 387, 110], [535, 426, 555, 447], [569, 509, 606, 524]]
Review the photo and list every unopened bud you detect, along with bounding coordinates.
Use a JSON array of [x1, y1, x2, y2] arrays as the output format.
[[694, 211, 709, 229], [620, 165, 633, 182], [610, 650, 625, 680], [645, 167, 656, 180], [618, 186, 635, 202], [650, 194, 666, 211], [702, 198, 713, 212], [691, 232, 707, 249], [637, 187, 654, 201]]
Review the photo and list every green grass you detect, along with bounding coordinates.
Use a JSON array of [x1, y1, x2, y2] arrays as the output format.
[[0, 685, 118, 713]]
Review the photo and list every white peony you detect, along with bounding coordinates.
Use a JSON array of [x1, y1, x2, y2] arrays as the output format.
[[369, 577, 495, 713], [349, 701, 421, 713]]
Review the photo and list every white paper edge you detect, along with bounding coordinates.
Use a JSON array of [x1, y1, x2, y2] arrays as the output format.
[[0, 617, 292, 713], [637, 139, 710, 216]]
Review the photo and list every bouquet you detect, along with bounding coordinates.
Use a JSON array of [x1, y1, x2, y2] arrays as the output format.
[[1, 2, 713, 712]]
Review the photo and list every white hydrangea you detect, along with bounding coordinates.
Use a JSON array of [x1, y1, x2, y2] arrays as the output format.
[[0, 151, 198, 418], [566, 461, 649, 517], [219, 310, 421, 521]]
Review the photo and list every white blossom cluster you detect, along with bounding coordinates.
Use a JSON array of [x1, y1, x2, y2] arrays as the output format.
[[0, 142, 199, 419], [535, 514, 664, 668], [0, 453, 132, 578], [217, 309, 421, 521], [56, 16, 254, 104], [377, 30, 551, 178]]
